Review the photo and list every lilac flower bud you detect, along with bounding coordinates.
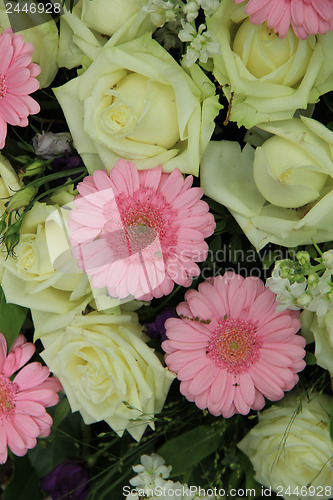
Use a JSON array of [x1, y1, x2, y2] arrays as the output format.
[[33, 131, 73, 159], [40, 461, 89, 500]]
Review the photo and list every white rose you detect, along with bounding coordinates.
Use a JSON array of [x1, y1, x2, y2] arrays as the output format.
[[0, 189, 117, 336], [0, 0, 58, 87], [301, 311, 333, 375], [0, 153, 22, 214], [40, 311, 175, 441], [238, 393, 333, 499], [54, 33, 220, 175], [81, 0, 139, 36], [201, 116, 333, 250], [57, 0, 154, 69], [207, 0, 333, 128]]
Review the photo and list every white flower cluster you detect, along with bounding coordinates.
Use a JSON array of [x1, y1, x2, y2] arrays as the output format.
[[141, 0, 220, 66], [266, 250, 333, 317], [142, 0, 180, 26], [183, 0, 220, 21], [126, 454, 217, 500], [179, 22, 220, 67]]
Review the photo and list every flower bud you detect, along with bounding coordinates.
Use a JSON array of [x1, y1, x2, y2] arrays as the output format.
[[3, 219, 23, 255], [32, 131, 73, 159], [276, 259, 294, 279], [307, 273, 319, 288], [22, 160, 46, 178], [6, 186, 37, 213], [296, 292, 313, 307], [296, 251, 310, 266], [321, 250, 333, 270]]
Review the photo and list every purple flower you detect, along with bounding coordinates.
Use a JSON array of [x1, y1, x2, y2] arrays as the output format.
[[143, 307, 177, 342], [40, 461, 89, 500], [51, 152, 84, 186]]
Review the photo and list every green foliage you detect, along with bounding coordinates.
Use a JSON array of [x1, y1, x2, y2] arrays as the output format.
[[0, 286, 28, 349], [158, 425, 223, 476], [2, 456, 42, 500]]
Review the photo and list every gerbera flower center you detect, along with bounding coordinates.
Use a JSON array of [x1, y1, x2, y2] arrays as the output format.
[[207, 318, 261, 374], [103, 189, 178, 258], [0, 374, 16, 420], [0, 74, 8, 99]]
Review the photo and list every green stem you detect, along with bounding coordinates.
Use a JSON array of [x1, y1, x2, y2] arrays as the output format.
[[311, 239, 323, 256], [26, 166, 86, 189]]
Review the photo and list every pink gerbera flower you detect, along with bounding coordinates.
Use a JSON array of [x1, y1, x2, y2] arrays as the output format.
[[69, 160, 215, 300], [0, 29, 41, 149], [162, 272, 306, 417], [234, 0, 333, 39], [0, 333, 61, 463]]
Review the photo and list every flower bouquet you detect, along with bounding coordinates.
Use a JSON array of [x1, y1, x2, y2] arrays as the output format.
[[0, 1, 332, 499]]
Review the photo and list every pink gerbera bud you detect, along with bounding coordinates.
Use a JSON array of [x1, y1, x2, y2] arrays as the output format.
[[234, 0, 333, 39], [0, 29, 41, 149], [69, 160, 216, 301], [0, 333, 61, 463], [162, 272, 306, 417]]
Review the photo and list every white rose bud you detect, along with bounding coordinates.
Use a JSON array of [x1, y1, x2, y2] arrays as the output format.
[[238, 393, 333, 499]]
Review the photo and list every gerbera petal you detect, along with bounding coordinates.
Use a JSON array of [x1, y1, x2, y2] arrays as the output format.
[[178, 356, 212, 381], [164, 270, 304, 416], [164, 349, 204, 372], [13, 362, 50, 391], [0, 425, 8, 464], [189, 364, 219, 395], [13, 414, 40, 438], [70, 160, 214, 300], [239, 372, 256, 407], [209, 369, 228, 405]]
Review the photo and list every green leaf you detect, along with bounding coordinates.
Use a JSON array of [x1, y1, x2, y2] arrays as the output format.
[[158, 426, 223, 476], [304, 351, 317, 366], [214, 219, 227, 235], [0, 286, 28, 349], [330, 401, 333, 441], [3, 456, 42, 500], [52, 396, 70, 428]]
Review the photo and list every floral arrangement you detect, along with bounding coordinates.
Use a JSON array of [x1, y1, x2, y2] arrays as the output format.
[[0, 1, 332, 499]]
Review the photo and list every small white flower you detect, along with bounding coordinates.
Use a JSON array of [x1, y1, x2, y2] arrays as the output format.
[[182, 1, 200, 22], [197, 0, 220, 16], [142, 0, 179, 26], [130, 454, 172, 488], [126, 454, 219, 499], [307, 269, 333, 316], [266, 268, 306, 311], [179, 22, 220, 67]]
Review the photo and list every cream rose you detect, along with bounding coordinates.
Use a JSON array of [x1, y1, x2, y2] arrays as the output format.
[[57, 0, 153, 70], [301, 311, 333, 375], [40, 311, 175, 441], [238, 393, 333, 499], [0, 0, 58, 88], [54, 33, 221, 175], [0, 189, 118, 336], [201, 116, 333, 250], [207, 0, 333, 128], [0, 154, 23, 215]]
